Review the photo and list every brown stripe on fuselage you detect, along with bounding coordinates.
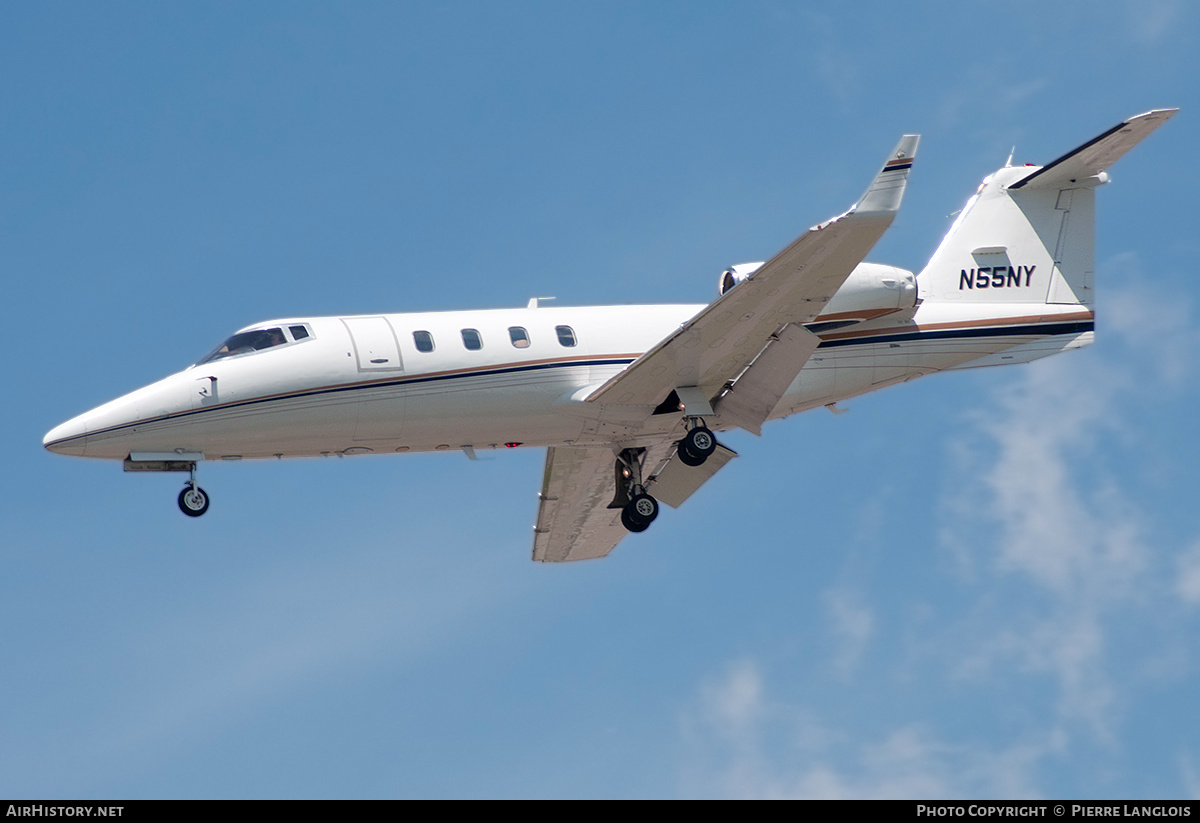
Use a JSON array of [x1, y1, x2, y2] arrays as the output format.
[[811, 307, 903, 324], [817, 310, 1095, 343]]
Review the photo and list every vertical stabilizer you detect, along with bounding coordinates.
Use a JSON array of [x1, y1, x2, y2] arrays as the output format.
[[918, 109, 1177, 306]]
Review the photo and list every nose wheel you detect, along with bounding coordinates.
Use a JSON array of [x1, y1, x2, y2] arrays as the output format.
[[177, 462, 210, 517], [178, 483, 210, 517]]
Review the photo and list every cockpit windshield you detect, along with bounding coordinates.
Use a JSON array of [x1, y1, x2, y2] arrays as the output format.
[[197, 327, 288, 364]]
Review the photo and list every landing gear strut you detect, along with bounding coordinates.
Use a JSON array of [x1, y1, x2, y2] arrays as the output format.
[[611, 447, 660, 533], [677, 419, 718, 467], [177, 464, 210, 517]]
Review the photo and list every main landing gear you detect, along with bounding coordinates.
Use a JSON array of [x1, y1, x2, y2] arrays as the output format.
[[622, 492, 659, 533], [177, 464, 210, 517], [612, 447, 660, 533], [676, 420, 718, 467], [610, 421, 721, 535]]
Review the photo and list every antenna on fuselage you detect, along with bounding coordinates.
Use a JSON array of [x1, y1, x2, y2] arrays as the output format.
[[527, 297, 556, 309]]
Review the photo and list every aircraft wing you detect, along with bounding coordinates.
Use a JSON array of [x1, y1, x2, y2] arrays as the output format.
[[532, 441, 738, 562], [583, 134, 919, 432], [1010, 108, 1178, 191]]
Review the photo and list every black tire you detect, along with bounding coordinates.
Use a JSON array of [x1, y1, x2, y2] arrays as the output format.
[[621, 507, 650, 533], [683, 427, 717, 461], [178, 485, 210, 517], [676, 441, 706, 467], [624, 492, 659, 529]]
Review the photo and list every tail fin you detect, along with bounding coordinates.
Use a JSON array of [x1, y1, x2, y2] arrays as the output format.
[[918, 109, 1177, 306]]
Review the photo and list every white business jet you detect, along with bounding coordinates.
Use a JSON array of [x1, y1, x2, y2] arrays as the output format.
[[45, 109, 1176, 561]]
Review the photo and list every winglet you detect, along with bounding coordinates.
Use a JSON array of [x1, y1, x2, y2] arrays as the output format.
[[1009, 108, 1178, 191], [855, 134, 920, 216]]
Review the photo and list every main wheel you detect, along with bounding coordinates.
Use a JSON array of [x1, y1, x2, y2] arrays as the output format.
[[683, 427, 717, 461], [676, 441, 706, 467], [622, 492, 659, 532], [621, 507, 651, 533], [178, 485, 210, 517]]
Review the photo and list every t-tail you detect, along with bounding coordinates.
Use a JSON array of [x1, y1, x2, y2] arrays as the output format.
[[917, 109, 1177, 308]]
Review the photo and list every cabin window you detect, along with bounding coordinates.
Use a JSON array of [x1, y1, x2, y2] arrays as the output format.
[[508, 326, 530, 348], [289, 325, 310, 340], [413, 331, 435, 353], [555, 325, 577, 347], [461, 328, 483, 351], [198, 327, 288, 364]]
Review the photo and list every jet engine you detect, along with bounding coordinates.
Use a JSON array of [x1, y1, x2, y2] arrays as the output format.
[[823, 262, 917, 319], [718, 262, 764, 295], [718, 261, 917, 322]]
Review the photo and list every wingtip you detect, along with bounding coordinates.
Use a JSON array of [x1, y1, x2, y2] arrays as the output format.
[[1125, 108, 1179, 129], [855, 134, 920, 215], [896, 133, 921, 156]]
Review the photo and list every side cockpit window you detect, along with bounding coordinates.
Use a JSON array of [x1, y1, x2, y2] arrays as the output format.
[[197, 324, 312, 364]]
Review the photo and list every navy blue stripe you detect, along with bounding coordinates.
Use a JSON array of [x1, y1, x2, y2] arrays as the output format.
[[816, 320, 1093, 349], [883, 162, 913, 171]]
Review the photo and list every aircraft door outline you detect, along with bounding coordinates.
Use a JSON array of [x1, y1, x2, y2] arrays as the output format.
[[342, 316, 404, 372]]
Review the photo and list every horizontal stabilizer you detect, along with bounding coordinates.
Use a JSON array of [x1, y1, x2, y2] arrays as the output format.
[[1010, 109, 1178, 191]]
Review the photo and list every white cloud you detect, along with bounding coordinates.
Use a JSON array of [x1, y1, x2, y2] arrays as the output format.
[[1181, 751, 1200, 800], [797, 12, 860, 107], [1122, 0, 1184, 45], [972, 352, 1151, 599], [824, 587, 874, 678], [1176, 541, 1200, 606], [1102, 254, 1198, 386], [939, 271, 1198, 740], [699, 658, 764, 734], [936, 67, 1047, 132], [680, 659, 1052, 799]]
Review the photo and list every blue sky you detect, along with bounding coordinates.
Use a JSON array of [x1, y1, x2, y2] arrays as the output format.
[[3, 1, 1198, 799]]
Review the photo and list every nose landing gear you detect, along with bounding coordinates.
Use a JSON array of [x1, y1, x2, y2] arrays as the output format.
[[177, 463, 209, 517], [178, 483, 210, 517], [122, 452, 212, 518]]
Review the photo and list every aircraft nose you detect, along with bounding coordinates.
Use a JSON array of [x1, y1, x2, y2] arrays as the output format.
[[44, 414, 89, 456]]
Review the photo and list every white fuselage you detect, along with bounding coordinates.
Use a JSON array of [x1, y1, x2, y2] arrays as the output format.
[[44, 299, 1094, 462]]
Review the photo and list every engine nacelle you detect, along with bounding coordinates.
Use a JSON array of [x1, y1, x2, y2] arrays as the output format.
[[718, 261, 916, 322], [718, 262, 765, 295], [823, 262, 917, 320]]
